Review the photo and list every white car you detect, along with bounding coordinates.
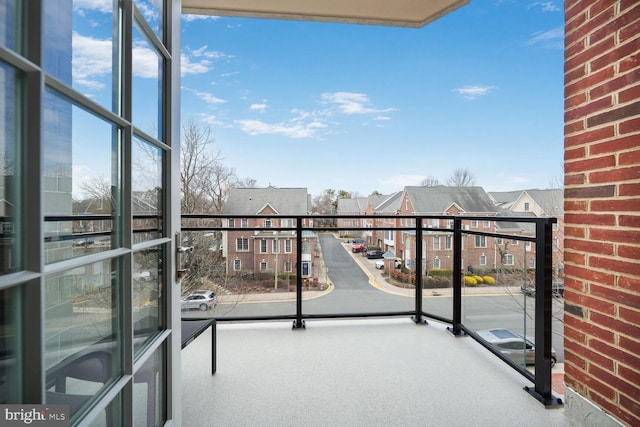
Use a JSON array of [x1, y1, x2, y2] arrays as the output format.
[[181, 290, 218, 311], [375, 259, 402, 270]]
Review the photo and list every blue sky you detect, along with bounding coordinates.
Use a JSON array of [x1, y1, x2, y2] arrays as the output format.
[[180, 1, 564, 197]]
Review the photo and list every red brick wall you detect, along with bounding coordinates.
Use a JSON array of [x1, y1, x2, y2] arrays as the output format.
[[564, 1, 640, 425]]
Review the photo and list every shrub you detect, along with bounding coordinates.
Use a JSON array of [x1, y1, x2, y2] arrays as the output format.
[[464, 276, 477, 286], [429, 269, 452, 277], [483, 276, 496, 285], [424, 276, 451, 289], [473, 275, 483, 284]]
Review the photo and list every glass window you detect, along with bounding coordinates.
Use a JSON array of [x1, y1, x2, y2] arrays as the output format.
[[43, 1, 116, 113], [260, 261, 267, 271], [228, 219, 234, 228], [284, 261, 292, 273], [504, 254, 514, 265], [285, 239, 292, 253], [433, 236, 440, 250], [264, 219, 271, 228], [132, 136, 163, 244], [241, 218, 248, 228], [0, 1, 19, 52], [233, 259, 241, 271], [236, 238, 248, 251], [132, 24, 163, 140], [0, 62, 21, 275], [433, 258, 441, 269], [0, 287, 21, 403], [444, 236, 452, 250], [134, 0, 163, 39], [272, 239, 279, 253], [471, 220, 478, 228], [133, 246, 165, 355], [479, 255, 487, 266], [42, 89, 121, 264], [134, 344, 166, 426], [475, 236, 487, 248], [260, 239, 267, 253], [483, 220, 490, 228], [44, 259, 121, 418]]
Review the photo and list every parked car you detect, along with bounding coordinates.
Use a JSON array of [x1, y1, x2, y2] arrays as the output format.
[[366, 249, 384, 259], [352, 243, 366, 253], [181, 290, 218, 311], [375, 259, 402, 270], [476, 328, 557, 367]]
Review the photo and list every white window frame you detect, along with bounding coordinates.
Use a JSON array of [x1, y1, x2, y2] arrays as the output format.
[[241, 218, 248, 228], [260, 239, 268, 253], [233, 259, 241, 271], [228, 218, 235, 228], [433, 257, 441, 269], [284, 261, 292, 273], [260, 261, 268, 271], [433, 236, 440, 250], [285, 239, 292, 253], [236, 238, 249, 251], [475, 235, 487, 248], [483, 220, 490, 228], [272, 239, 279, 253], [264, 218, 272, 228], [479, 254, 487, 266], [471, 220, 478, 228], [504, 253, 514, 265], [445, 235, 452, 250]]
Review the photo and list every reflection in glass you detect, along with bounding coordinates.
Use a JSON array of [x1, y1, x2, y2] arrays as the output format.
[[0, 0, 19, 52], [44, 259, 121, 418], [132, 24, 163, 140], [134, 344, 165, 426], [133, 246, 165, 355], [42, 89, 121, 264], [0, 62, 20, 275], [132, 136, 163, 243], [134, 0, 163, 40], [43, 0, 116, 113], [0, 287, 21, 403]]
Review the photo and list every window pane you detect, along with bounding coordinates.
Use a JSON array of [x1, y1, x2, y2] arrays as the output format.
[[42, 89, 121, 264], [132, 24, 163, 140], [133, 136, 163, 243], [0, 287, 21, 403], [134, 0, 163, 40], [133, 246, 165, 355], [134, 344, 166, 426], [0, 0, 20, 52], [0, 61, 21, 275], [44, 259, 121, 418], [43, 1, 116, 113]]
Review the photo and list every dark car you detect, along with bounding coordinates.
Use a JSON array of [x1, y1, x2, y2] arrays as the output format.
[[521, 281, 564, 298], [366, 249, 384, 259]]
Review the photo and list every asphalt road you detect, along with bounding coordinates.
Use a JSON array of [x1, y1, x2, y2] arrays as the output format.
[[188, 233, 564, 362]]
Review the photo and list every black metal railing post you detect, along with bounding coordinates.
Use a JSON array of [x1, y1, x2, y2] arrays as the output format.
[[448, 217, 463, 336], [293, 218, 305, 329], [412, 217, 427, 325], [525, 218, 561, 406]]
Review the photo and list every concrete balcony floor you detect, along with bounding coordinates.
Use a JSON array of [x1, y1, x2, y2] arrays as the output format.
[[181, 318, 571, 427]]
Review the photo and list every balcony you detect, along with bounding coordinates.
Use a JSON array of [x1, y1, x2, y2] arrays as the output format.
[[181, 318, 569, 426], [179, 214, 566, 420]]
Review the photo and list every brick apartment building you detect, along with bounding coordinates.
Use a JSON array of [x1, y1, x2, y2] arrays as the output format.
[[221, 187, 317, 280]]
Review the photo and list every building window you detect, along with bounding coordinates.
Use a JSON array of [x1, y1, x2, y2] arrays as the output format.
[[233, 259, 241, 271], [285, 239, 292, 253], [260, 261, 268, 271], [272, 239, 279, 253], [344, 220, 350, 227], [284, 261, 292, 273], [236, 238, 249, 251], [529, 258, 536, 268], [433, 236, 441, 250], [433, 258, 441, 269], [511, 239, 519, 245], [495, 238, 503, 245], [525, 241, 531, 251], [524, 202, 530, 211], [228, 218, 235, 227], [353, 220, 359, 227], [264, 219, 272, 228], [260, 239, 268, 253], [503, 254, 514, 265], [475, 236, 487, 248], [445, 235, 452, 250], [483, 220, 490, 228], [302, 241, 311, 254], [471, 220, 478, 228], [479, 254, 487, 266], [282, 218, 293, 228], [241, 218, 248, 228], [428, 218, 438, 228]]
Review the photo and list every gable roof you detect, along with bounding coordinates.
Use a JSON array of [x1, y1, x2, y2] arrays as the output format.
[[405, 186, 498, 214], [336, 196, 368, 213], [372, 191, 403, 213], [489, 188, 563, 216], [223, 187, 310, 215]]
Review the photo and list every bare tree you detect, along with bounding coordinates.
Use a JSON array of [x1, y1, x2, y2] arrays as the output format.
[[421, 176, 440, 187], [447, 168, 476, 187]]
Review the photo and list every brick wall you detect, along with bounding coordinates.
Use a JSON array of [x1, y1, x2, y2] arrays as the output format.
[[564, 1, 640, 425]]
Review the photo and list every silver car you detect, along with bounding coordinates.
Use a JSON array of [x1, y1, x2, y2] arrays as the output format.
[[476, 328, 557, 367], [181, 290, 218, 311]]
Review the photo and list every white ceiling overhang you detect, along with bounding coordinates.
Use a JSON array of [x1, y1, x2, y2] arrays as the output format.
[[182, 0, 470, 28]]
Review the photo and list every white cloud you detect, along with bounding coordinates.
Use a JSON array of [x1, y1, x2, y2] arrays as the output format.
[[183, 14, 221, 22], [379, 174, 426, 187], [235, 119, 326, 139], [196, 91, 226, 105], [249, 103, 267, 112], [321, 92, 394, 115], [529, 2, 561, 12], [131, 42, 160, 78], [73, 0, 111, 13], [528, 27, 564, 49], [454, 85, 495, 100], [190, 45, 231, 60], [72, 33, 111, 89], [181, 53, 212, 75]]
